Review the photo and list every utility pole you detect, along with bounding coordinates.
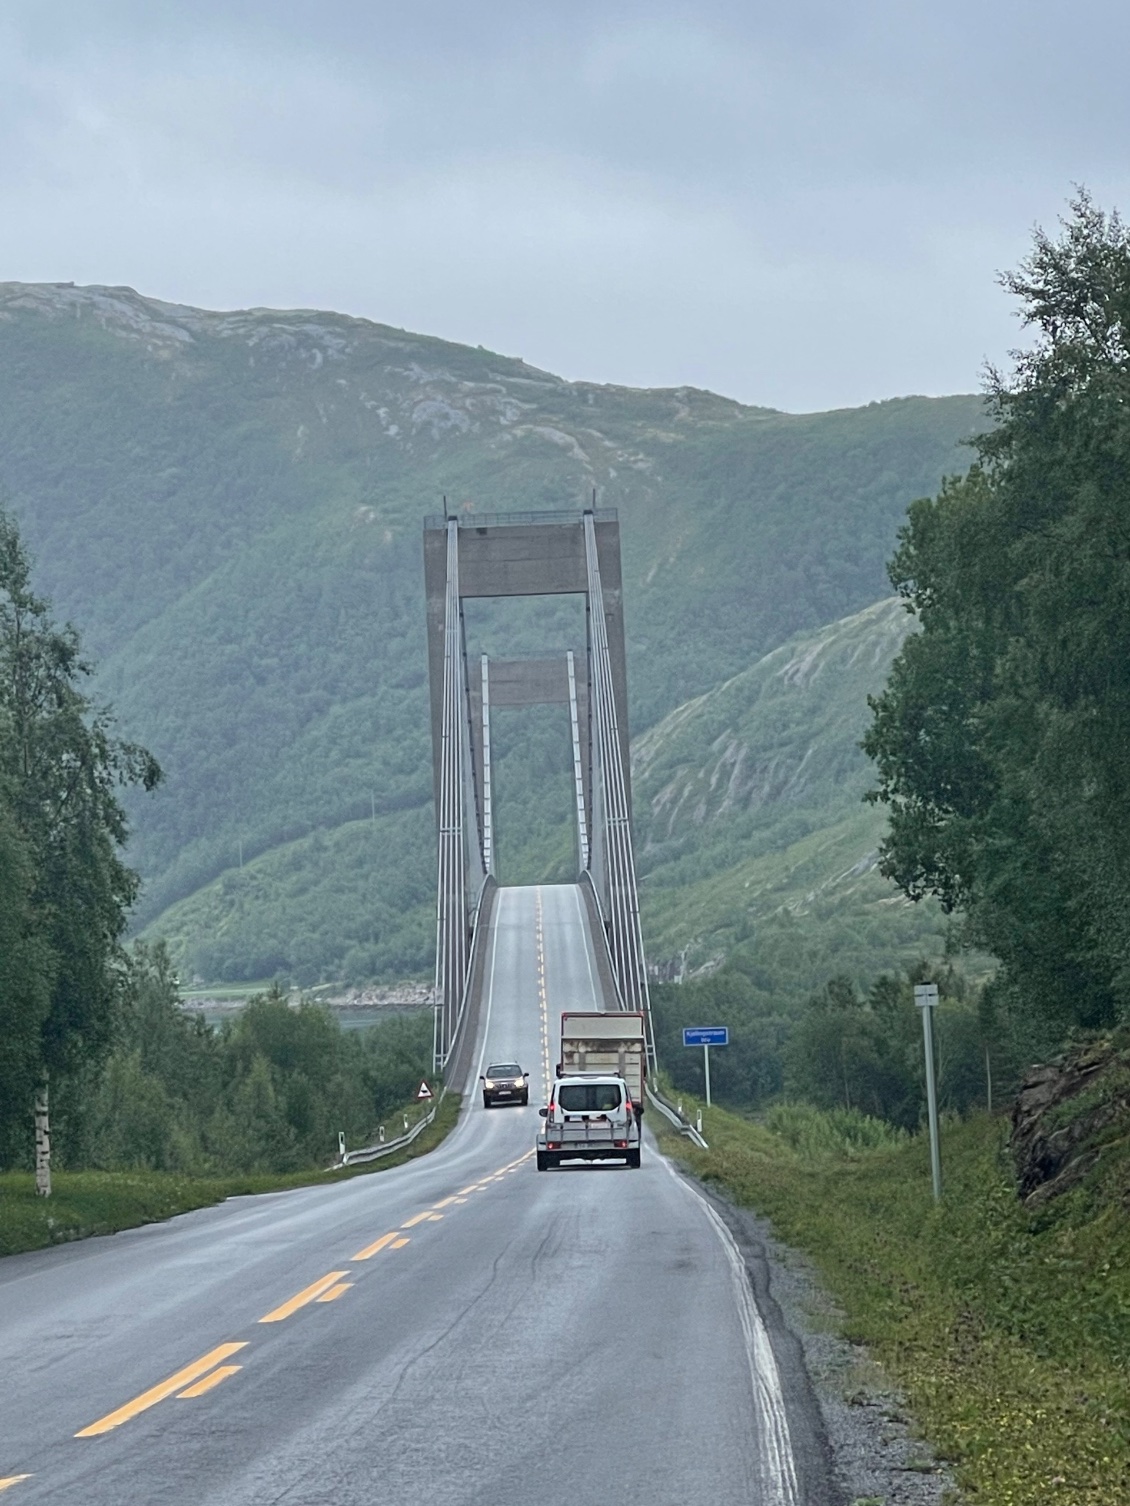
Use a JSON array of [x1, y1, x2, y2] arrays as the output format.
[[915, 983, 943, 1202]]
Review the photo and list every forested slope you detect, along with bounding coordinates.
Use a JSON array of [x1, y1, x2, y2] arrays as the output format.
[[0, 281, 984, 984]]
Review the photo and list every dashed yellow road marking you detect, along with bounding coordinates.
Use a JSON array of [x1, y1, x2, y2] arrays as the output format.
[[69, 1136, 537, 1455], [316, 1283, 353, 1303], [176, 1364, 241, 1399], [76, 1342, 248, 1436], [259, 1272, 349, 1323], [352, 1232, 398, 1261]]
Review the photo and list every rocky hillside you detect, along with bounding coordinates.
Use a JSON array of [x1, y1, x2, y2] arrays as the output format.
[[1011, 1037, 1130, 1205], [633, 598, 952, 989], [0, 281, 984, 984]]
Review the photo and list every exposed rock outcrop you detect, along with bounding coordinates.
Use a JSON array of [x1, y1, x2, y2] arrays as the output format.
[[1010, 1037, 1130, 1205]]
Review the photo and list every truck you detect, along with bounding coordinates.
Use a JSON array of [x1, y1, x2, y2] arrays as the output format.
[[536, 1074, 640, 1170], [558, 1011, 647, 1111], [533, 1013, 647, 1172]]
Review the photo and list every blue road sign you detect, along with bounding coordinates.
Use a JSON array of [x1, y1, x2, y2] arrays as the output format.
[[682, 1027, 729, 1047]]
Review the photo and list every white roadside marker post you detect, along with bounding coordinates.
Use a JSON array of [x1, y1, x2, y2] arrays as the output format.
[[915, 983, 943, 1202]]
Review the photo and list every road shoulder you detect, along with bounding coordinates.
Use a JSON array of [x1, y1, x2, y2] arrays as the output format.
[[662, 1145, 958, 1506]]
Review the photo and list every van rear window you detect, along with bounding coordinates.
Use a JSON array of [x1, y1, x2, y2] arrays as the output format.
[[558, 1083, 622, 1112]]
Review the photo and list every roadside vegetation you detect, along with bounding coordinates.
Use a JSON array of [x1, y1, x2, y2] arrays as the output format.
[[657, 1097, 1130, 1506], [0, 1092, 459, 1260], [652, 961, 1056, 1122], [1, 937, 436, 1180]]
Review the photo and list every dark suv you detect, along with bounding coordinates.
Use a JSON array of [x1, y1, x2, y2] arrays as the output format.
[[480, 1063, 529, 1108]]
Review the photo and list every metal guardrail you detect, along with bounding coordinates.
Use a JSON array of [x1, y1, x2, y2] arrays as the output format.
[[339, 1105, 437, 1167], [646, 1083, 709, 1149]]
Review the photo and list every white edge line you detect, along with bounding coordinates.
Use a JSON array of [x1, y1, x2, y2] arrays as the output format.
[[664, 1161, 800, 1506]]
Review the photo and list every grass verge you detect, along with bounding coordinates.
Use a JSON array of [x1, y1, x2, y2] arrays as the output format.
[[0, 1092, 460, 1260], [654, 1099, 1130, 1505]]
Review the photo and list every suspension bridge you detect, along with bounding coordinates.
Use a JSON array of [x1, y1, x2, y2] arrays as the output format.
[[423, 507, 656, 1087]]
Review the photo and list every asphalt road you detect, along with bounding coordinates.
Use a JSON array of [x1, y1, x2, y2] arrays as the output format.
[[0, 885, 832, 1505]]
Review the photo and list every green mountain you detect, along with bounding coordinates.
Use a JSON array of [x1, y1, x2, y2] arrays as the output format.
[[0, 281, 985, 985], [634, 597, 956, 1003]]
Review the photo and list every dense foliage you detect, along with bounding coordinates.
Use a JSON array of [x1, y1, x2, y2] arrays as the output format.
[[865, 195, 1130, 1031], [0, 282, 984, 983], [25, 939, 433, 1174], [52, 943, 432, 1175], [652, 956, 1056, 1123], [0, 509, 159, 1164]]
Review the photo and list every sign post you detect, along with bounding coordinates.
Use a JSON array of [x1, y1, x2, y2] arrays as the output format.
[[682, 1027, 729, 1107], [914, 983, 943, 1202]]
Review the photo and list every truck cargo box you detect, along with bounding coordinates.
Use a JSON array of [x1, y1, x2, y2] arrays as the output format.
[[559, 1012, 646, 1107]]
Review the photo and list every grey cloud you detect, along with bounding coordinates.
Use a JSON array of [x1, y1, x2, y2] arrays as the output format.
[[1, 2, 1128, 409]]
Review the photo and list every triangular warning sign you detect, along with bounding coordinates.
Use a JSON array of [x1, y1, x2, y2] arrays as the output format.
[[416, 1080, 434, 1101]]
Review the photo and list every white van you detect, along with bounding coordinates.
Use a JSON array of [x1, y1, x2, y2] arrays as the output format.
[[535, 1075, 641, 1170]]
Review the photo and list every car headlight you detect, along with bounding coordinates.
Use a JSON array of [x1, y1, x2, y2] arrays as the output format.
[[484, 1079, 495, 1089]]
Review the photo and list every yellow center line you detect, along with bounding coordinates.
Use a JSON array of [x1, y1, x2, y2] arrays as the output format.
[[259, 1271, 349, 1324], [426, 1213, 444, 1222], [391, 1237, 410, 1249], [76, 1342, 248, 1436], [315, 1283, 353, 1303], [400, 1210, 435, 1229], [0, 1480, 31, 1494], [457, 1183, 480, 1195], [176, 1364, 242, 1399], [352, 1232, 398, 1261], [431, 1196, 458, 1209]]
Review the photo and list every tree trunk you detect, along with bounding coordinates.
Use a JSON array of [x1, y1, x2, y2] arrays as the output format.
[[984, 1043, 993, 1115], [34, 1081, 51, 1197]]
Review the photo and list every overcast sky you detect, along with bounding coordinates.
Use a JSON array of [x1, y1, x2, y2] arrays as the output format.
[[2, 1, 1128, 411]]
